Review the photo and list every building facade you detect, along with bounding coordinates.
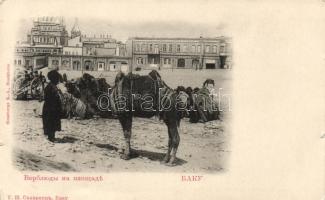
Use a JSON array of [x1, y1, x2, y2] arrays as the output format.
[[14, 17, 68, 70], [27, 17, 69, 46], [14, 17, 232, 72], [50, 33, 131, 72], [14, 17, 131, 72], [126, 37, 232, 70], [14, 42, 63, 69], [48, 55, 131, 72]]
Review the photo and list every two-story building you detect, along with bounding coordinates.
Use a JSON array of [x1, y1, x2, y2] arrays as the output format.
[[126, 36, 232, 70], [48, 34, 131, 72]]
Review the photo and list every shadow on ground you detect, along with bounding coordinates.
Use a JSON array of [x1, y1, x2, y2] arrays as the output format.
[[14, 148, 76, 172], [55, 136, 78, 143], [95, 143, 187, 166]]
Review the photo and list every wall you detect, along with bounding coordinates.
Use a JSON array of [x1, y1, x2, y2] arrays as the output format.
[[63, 47, 82, 56]]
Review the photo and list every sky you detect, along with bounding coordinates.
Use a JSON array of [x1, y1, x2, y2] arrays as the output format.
[[17, 17, 228, 43]]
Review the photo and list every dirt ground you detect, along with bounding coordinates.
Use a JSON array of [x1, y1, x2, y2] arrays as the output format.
[[13, 69, 232, 173]]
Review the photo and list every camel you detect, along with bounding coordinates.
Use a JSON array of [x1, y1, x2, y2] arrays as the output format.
[[111, 70, 188, 166]]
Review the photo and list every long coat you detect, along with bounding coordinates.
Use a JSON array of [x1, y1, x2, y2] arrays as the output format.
[[42, 83, 62, 134]]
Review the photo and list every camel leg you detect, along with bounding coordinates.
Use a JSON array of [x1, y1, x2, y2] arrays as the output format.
[[167, 121, 180, 166], [162, 127, 172, 163], [118, 115, 133, 160]]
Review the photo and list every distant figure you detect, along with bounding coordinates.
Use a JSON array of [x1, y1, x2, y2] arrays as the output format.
[[62, 73, 68, 83], [29, 69, 34, 80], [24, 71, 30, 81], [42, 70, 62, 142], [34, 71, 39, 76]]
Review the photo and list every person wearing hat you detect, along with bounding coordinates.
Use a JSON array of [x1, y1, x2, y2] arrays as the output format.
[[42, 70, 63, 142]]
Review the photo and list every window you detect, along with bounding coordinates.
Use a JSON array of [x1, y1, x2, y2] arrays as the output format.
[[62, 60, 69, 68], [52, 60, 59, 66], [154, 44, 159, 53], [18, 60, 21, 65], [220, 45, 225, 53], [205, 45, 210, 53], [169, 44, 172, 52], [149, 44, 153, 51], [98, 62, 104, 70], [177, 59, 185, 68], [141, 44, 146, 51], [14, 60, 17, 65], [213, 45, 217, 53], [197, 45, 201, 53], [163, 44, 167, 52], [192, 45, 196, 52], [164, 58, 171, 65], [183, 45, 187, 52], [135, 44, 140, 51], [137, 57, 144, 64], [176, 44, 181, 52]]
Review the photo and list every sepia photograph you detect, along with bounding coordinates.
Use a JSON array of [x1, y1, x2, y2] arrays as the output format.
[[12, 16, 232, 172], [1, 1, 323, 200]]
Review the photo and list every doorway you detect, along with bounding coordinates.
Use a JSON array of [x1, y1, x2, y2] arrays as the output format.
[[206, 64, 216, 69], [177, 58, 185, 68]]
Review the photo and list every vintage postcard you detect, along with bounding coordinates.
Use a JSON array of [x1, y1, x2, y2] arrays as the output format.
[[0, 0, 324, 200]]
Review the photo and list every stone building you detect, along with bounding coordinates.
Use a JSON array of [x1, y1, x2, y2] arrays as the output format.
[[48, 33, 131, 72], [14, 17, 68, 70], [14, 17, 232, 73], [14, 42, 63, 70], [48, 54, 131, 72], [126, 36, 232, 70], [27, 17, 69, 46]]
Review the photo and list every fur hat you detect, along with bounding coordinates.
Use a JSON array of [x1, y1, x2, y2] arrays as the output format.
[[47, 70, 61, 85]]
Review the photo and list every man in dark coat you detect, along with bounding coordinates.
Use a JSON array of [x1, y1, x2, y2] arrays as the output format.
[[42, 70, 62, 142]]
